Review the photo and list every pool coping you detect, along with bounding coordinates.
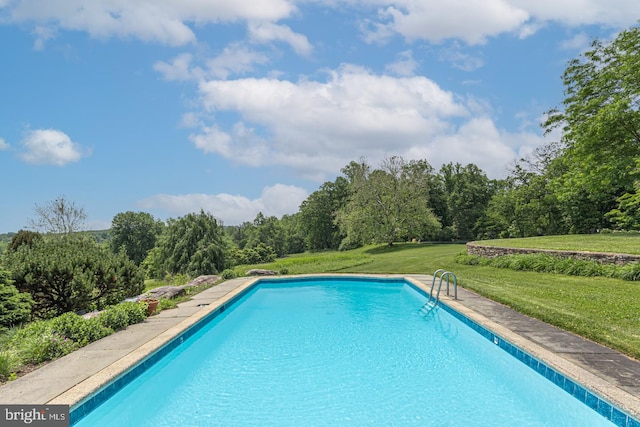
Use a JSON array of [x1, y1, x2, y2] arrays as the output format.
[[6, 273, 640, 423]]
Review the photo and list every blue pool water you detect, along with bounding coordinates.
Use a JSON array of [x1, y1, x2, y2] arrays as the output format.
[[74, 277, 622, 426]]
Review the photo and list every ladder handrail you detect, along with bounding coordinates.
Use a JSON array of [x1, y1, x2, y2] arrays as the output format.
[[442, 271, 457, 300], [427, 269, 458, 305], [428, 269, 448, 305]]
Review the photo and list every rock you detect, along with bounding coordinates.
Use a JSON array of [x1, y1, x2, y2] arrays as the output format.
[[245, 269, 277, 276], [143, 286, 186, 300], [182, 275, 220, 288]]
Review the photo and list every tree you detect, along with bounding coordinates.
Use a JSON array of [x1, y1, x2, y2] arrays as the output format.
[[336, 156, 441, 247], [110, 211, 164, 265], [6, 235, 144, 318], [544, 26, 640, 231], [280, 213, 306, 255], [153, 210, 228, 278], [7, 229, 42, 252], [29, 196, 87, 234], [437, 163, 496, 241], [299, 177, 348, 251], [244, 213, 286, 257]]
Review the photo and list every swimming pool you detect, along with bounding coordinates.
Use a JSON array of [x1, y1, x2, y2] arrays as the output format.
[[71, 276, 635, 426]]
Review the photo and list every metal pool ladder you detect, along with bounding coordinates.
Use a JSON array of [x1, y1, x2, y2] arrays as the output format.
[[419, 269, 457, 315]]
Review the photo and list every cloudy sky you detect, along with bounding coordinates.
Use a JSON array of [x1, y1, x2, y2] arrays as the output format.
[[1, 1, 638, 233]]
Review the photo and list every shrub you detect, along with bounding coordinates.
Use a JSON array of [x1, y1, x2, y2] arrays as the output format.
[[0, 269, 32, 329], [84, 317, 114, 342], [98, 302, 147, 331], [221, 269, 236, 280], [618, 262, 640, 281], [157, 298, 177, 311], [12, 321, 77, 364], [119, 301, 148, 324], [6, 234, 145, 318], [49, 312, 92, 346], [97, 306, 130, 332], [454, 254, 481, 265], [278, 267, 289, 275], [0, 351, 19, 381]]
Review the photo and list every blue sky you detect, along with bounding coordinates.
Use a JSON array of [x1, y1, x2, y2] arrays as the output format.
[[1, 1, 638, 233]]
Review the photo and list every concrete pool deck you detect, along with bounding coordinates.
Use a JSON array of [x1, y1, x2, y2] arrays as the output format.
[[1, 274, 640, 420]]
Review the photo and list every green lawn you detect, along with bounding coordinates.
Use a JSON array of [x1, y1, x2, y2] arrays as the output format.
[[473, 232, 640, 254], [236, 242, 640, 359]]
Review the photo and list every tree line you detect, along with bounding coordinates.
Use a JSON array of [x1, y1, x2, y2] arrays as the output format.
[[1, 25, 640, 326]]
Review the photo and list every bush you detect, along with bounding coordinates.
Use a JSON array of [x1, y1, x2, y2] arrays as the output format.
[[49, 312, 92, 346], [157, 298, 177, 311], [12, 321, 77, 364], [459, 252, 640, 281], [0, 351, 19, 381], [0, 269, 32, 329], [619, 262, 640, 281], [98, 302, 147, 332], [5, 234, 145, 318], [97, 306, 129, 332], [84, 317, 114, 342], [221, 269, 236, 280], [454, 254, 482, 265]]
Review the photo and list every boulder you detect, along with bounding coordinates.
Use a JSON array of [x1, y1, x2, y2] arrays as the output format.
[[245, 269, 277, 276], [183, 275, 220, 288], [143, 286, 186, 300]]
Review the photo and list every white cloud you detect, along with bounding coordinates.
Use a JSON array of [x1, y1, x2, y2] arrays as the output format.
[[205, 43, 270, 79], [439, 43, 485, 71], [560, 32, 591, 51], [187, 65, 550, 180], [367, 0, 529, 45], [406, 117, 547, 178], [153, 53, 202, 81], [5, 0, 296, 46], [248, 21, 313, 56], [0, 138, 9, 151], [3, 0, 640, 49], [20, 129, 87, 166], [154, 45, 270, 81], [385, 50, 418, 76], [511, 0, 640, 28], [5, 0, 639, 49], [358, 0, 640, 45], [193, 65, 470, 179], [138, 184, 308, 225], [32, 25, 56, 50]]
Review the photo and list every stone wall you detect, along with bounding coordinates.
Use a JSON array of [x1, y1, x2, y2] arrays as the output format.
[[466, 242, 640, 266]]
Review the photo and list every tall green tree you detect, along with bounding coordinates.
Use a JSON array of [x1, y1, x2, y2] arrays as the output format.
[[280, 213, 306, 255], [110, 211, 164, 265], [438, 163, 495, 241], [153, 210, 228, 278], [299, 177, 348, 251], [244, 213, 286, 257], [336, 156, 441, 247], [544, 26, 640, 232]]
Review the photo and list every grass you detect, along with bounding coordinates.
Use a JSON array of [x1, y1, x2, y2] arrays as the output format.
[[236, 242, 640, 360], [473, 232, 640, 254], [4, 236, 639, 381]]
